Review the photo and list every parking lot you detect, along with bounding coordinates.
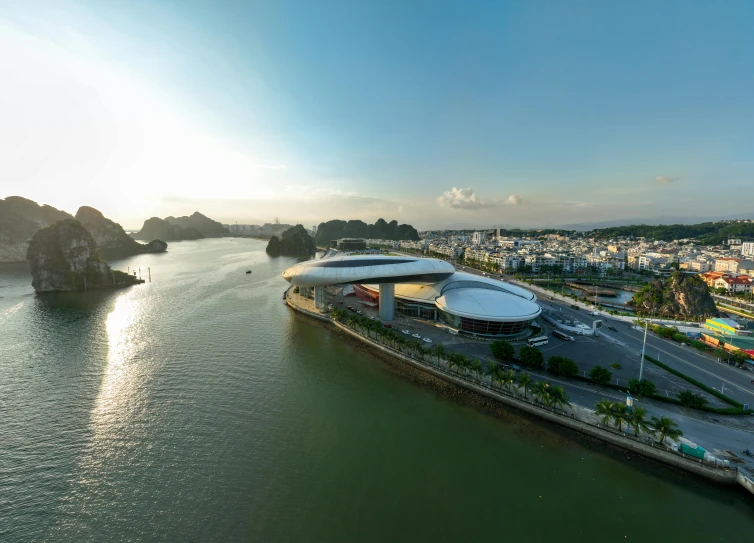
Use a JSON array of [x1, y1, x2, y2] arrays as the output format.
[[324, 287, 727, 406]]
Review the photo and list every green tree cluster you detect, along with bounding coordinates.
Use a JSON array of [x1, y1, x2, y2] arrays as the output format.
[[519, 346, 544, 369], [589, 365, 612, 385], [490, 340, 515, 361], [547, 356, 579, 378], [677, 390, 708, 409], [628, 378, 657, 397]]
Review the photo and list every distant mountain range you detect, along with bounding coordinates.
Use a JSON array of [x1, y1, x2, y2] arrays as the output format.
[[558, 213, 754, 231], [0, 197, 166, 263], [134, 212, 228, 241], [315, 218, 420, 244], [0, 196, 229, 263]]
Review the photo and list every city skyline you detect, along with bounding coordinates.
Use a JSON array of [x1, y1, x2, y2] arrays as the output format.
[[2, 0, 753, 229]]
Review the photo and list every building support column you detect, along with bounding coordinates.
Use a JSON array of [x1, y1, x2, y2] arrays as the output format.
[[314, 286, 328, 311], [379, 284, 395, 321]]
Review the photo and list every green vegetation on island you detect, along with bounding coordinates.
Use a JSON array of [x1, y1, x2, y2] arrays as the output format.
[[134, 212, 227, 241], [75, 206, 167, 258], [314, 218, 420, 244], [26, 219, 143, 293], [266, 225, 316, 256], [629, 271, 718, 318], [0, 196, 73, 263]]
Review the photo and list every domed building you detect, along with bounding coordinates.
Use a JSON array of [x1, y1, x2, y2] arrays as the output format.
[[282, 255, 540, 338], [355, 272, 540, 338]]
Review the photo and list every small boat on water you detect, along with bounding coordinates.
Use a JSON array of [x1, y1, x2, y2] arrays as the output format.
[[246, 270, 252, 274]]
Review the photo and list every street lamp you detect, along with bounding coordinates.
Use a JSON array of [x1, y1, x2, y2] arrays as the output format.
[[639, 317, 649, 380]]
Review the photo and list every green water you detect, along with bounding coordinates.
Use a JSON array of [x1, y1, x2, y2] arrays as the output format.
[[1, 239, 752, 542]]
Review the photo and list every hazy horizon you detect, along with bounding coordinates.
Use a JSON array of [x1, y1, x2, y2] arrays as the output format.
[[2, 1, 753, 230]]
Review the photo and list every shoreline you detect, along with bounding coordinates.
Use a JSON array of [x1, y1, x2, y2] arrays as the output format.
[[284, 287, 754, 494]]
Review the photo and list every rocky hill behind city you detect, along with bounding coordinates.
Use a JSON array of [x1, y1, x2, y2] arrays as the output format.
[[314, 218, 420, 244], [629, 272, 719, 318], [266, 225, 316, 256]]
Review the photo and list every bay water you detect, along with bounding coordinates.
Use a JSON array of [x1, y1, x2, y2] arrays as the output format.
[[1, 239, 752, 542]]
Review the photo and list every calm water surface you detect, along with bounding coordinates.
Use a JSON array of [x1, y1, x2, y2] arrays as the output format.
[[1, 239, 752, 542]]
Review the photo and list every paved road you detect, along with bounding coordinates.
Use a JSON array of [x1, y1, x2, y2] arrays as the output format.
[[535, 290, 754, 406]]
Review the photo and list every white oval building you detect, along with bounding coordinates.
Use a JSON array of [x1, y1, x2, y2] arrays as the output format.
[[356, 272, 540, 338], [283, 255, 540, 337], [282, 255, 455, 287]]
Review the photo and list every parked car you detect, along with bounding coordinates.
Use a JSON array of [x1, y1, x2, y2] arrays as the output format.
[[412, 333, 421, 339], [383, 323, 392, 328], [402, 329, 411, 335], [357, 310, 363, 315], [369, 316, 376, 321], [423, 337, 433, 343]]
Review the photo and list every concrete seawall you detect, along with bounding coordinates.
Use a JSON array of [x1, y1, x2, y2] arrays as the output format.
[[284, 287, 745, 490]]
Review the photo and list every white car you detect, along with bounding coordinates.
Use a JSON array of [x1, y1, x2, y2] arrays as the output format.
[[591, 311, 599, 316], [402, 329, 411, 335], [423, 337, 433, 343], [412, 333, 421, 339]]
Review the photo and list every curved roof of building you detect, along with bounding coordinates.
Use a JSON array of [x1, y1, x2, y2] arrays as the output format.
[[282, 255, 455, 287], [360, 271, 540, 322], [435, 288, 541, 322], [362, 272, 536, 303]]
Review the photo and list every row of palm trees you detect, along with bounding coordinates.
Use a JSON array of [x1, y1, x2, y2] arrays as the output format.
[[332, 308, 691, 456], [331, 308, 572, 412], [593, 399, 683, 445]]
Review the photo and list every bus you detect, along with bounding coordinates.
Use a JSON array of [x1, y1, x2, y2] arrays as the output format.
[[552, 330, 575, 341], [527, 335, 549, 347]]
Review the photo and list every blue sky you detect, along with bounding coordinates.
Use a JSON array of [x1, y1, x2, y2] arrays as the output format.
[[1, 0, 753, 229]]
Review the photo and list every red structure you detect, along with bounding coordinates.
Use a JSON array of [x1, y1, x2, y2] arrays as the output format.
[[354, 284, 379, 307]]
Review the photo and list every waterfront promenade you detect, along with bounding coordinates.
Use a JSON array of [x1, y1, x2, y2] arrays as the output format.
[[284, 287, 752, 491]]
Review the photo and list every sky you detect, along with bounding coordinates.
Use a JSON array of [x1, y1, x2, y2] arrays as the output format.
[[1, 0, 753, 230]]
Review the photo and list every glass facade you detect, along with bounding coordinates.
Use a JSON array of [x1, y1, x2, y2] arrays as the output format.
[[439, 310, 532, 338], [396, 299, 437, 320]]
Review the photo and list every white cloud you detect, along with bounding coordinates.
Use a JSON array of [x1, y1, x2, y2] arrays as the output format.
[[655, 175, 680, 184], [436, 187, 492, 209], [504, 194, 522, 205]]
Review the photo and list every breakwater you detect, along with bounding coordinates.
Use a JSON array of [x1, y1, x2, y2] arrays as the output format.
[[565, 282, 618, 297], [284, 288, 745, 489]]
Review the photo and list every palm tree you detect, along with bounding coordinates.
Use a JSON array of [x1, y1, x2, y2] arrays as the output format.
[[550, 386, 570, 412], [629, 407, 652, 438], [532, 381, 550, 405], [502, 370, 516, 392], [457, 355, 470, 376], [469, 359, 483, 381], [434, 343, 446, 366], [447, 353, 460, 374], [484, 362, 498, 385], [594, 399, 614, 427], [516, 373, 533, 399], [650, 416, 683, 445], [611, 403, 630, 433]]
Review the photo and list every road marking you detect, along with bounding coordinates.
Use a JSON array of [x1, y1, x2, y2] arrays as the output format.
[[644, 341, 754, 399]]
